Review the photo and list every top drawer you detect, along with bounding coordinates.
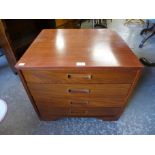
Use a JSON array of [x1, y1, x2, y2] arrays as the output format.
[[22, 70, 136, 84]]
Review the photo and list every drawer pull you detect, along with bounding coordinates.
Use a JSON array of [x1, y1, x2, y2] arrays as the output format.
[[70, 101, 89, 105], [68, 89, 90, 94], [67, 74, 92, 79]]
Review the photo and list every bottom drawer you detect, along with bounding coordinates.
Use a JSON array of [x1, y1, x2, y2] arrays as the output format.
[[69, 107, 121, 116], [38, 105, 121, 118]]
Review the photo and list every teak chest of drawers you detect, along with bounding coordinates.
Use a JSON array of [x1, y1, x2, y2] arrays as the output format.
[[15, 29, 143, 121]]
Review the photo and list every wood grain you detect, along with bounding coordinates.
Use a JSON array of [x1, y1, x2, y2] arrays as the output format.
[[39, 107, 121, 117], [16, 29, 143, 69], [22, 69, 136, 84], [27, 83, 131, 98], [35, 98, 125, 108]]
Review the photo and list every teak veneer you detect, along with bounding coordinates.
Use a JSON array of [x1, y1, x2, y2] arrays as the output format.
[[15, 29, 143, 121]]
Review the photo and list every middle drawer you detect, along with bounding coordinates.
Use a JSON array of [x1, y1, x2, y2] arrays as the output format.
[[27, 83, 131, 99]]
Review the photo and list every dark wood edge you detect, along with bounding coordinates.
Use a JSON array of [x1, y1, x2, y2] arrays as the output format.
[[17, 70, 42, 120], [15, 66, 143, 71], [117, 69, 143, 118], [125, 69, 142, 105], [0, 20, 17, 73], [1, 20, 17, 52]]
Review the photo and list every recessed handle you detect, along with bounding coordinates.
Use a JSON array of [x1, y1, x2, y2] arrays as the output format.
[[68, 89, 90, 94], [67, 74, 92, 79], [70, 101, 89, 105]]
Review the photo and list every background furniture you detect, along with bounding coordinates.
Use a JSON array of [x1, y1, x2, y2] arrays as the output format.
[[0, 19, 55, 73], [0, 47, 3, 57], [0, 20, 17, 73], [124, 19, 145, 25], [139, 19, 155, 66], [55, 19, 82, 28], [139, 19, 155, 48], [16, 29, 143, 121], [92, 19, 107, 28], [139, 57, 155, 66]]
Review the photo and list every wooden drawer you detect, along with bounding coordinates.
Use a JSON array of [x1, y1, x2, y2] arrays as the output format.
[[35, 98, 125, 108], [39, 107, 69, 116], [38, 106, 121, 117], [69, 107, 121, 116], [28, 83, 131, 99], [22, 70, 136, 84]]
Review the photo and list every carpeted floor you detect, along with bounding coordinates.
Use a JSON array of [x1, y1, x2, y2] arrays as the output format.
[[0, 19, 155, 134]]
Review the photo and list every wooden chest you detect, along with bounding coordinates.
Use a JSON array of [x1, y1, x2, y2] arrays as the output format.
[[15, 29, 143, 121]]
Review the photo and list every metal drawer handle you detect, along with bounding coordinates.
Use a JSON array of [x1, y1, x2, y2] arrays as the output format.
[[67, 74, 92, 79], [70, 101, 89, 105], [68, 89, 90, 94]]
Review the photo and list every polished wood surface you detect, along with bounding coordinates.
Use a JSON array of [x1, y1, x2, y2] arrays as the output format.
[[35, 98, 125, 108], [16, 29, 143, 69], [22, 69, 136, 84], [39, 107, 121, 117], [16, 29, 143, 121], [27, 83, 131, 98]]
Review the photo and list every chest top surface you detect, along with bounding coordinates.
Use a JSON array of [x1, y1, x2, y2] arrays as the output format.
[[16, 29, 143, 69]]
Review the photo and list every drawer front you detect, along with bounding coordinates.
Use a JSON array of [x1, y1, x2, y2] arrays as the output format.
[[38, 106, 121, 117], [39, 107, 69, 116], [23, 70, 136, 84], [69, 107, 121, 116], [28, 83, 131, 98], [35, 98, 125, 108]]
